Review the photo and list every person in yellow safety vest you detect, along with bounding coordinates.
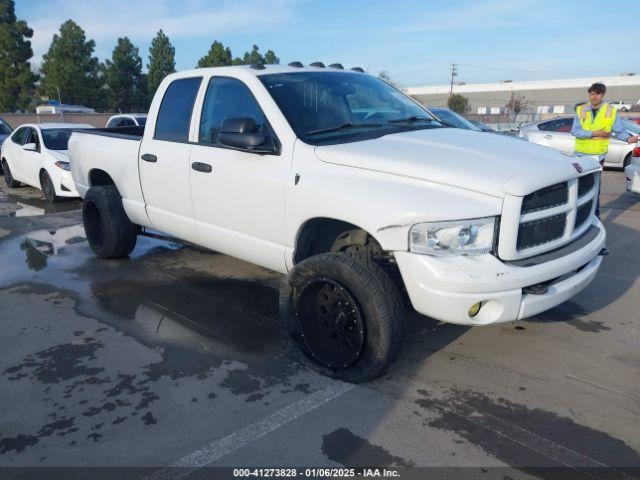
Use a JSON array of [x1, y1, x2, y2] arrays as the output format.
[[571, 82, 640, 255]]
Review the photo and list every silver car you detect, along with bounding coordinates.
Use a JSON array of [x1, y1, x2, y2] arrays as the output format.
[[519, 116, 640, 168]]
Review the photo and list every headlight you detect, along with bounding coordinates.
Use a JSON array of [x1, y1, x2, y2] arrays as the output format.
[[409, 217, 496, 256], [54, 161, 71, 171]]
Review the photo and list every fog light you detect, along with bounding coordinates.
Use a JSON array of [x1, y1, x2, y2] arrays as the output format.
[[468, 302, 482, 317]]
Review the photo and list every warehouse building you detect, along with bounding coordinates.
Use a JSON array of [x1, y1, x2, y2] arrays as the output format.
[[406, 75, 640, 116]]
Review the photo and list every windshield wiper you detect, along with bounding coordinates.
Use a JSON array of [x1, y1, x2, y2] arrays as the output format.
[[387, 115, 439, 124], [306, 122, 383, 136]]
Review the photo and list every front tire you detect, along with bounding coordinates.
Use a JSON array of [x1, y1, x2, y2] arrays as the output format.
[[2, 160, 20, 188], [280, 253, 404, 383], [41, 171, 60, 203], [83, 186, 138, 259]]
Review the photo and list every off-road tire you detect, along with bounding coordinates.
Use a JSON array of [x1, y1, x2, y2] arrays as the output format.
[[83, 186, 138, 259], [280, 252, 404, 383], [2, 159, 20, 188], [41, 171, 60, 203]]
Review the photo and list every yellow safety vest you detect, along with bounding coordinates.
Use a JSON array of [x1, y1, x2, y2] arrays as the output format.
[[574, 102, 616, 155]]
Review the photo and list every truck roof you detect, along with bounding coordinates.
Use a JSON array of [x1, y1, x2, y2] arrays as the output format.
[[168, 64, 367, 79]]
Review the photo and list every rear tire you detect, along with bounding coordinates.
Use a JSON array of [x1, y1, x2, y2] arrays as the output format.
[[83, 186, 138, 259], [41, 171, 60, 203], [280, 252, 404, 383], [2, 160, 20, 188]]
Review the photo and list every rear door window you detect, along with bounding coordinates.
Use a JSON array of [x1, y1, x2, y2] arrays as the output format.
[[154, 77, 203, 142]]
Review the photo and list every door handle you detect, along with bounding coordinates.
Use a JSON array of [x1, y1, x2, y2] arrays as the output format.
[[543, 135, 553, 139], [191, 162, 212, 173], [141, 153, 157, 163]]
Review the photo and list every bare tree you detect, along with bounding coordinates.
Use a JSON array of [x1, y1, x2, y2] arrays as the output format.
[[506, 92, 527, 122]]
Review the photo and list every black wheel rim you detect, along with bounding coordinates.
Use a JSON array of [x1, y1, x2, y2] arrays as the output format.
[[296, 279, 365, 369]]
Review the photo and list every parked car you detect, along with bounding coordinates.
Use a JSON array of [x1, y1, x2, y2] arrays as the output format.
[[427, 107, 482, 131], [469, 119, 495, 132], [105, 114, 147, 128], [0, 117, 12, 146], [519, 116, 639, 168], [69, 65, 605, 382], [624, 142, 640, 195], [1, 123, 92, 202], [609, 101, 632, 112]]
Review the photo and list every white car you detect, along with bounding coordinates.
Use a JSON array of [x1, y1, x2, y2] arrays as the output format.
[[69, 65, 605, 382], [519, 116, 639, 168], [1, 123, 92, 203], [624, 143, 640, 194], [610, 101, 632, 112], [105, 114, 147, 128]]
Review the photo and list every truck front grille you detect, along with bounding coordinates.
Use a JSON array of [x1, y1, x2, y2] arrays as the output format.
[[521, 182, 568, 214], [500, 171, 600, 261], [574, 200, 593, 228], [517, 214, 566, 249]]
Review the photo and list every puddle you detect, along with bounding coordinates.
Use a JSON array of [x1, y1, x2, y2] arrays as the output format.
[[0, 188, 82, 217], [0, 223, 283, 366]]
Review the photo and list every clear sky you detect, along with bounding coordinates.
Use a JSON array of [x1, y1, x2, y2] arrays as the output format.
[[15, 0, 640, 87]]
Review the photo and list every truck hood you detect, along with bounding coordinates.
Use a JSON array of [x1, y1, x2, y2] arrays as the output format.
[[314, 128, 600, 197]]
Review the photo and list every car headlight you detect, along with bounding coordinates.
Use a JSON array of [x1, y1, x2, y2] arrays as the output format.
[[409, 217, 497, 256], [54, 161, 71, 171]]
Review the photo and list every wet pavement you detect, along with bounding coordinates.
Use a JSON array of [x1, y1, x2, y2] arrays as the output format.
[[0, 173, 638, 478]]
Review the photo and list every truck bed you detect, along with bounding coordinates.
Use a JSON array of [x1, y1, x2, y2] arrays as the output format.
[[76, 125, 145, 140]]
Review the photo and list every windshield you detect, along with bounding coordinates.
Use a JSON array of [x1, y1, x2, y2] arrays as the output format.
[[41, 129, 74, 150], [429, 108, 481, 131], [136, 117, 147, 126], [259, 72, 442, 145], [0, 119, 11, 135]]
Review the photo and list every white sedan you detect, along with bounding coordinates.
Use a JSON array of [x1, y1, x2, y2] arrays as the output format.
[[1, 123, 92, 203], [519, 116, 640, 168]]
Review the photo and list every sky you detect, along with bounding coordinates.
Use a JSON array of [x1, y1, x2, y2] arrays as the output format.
[[15, 0, 640, 88]]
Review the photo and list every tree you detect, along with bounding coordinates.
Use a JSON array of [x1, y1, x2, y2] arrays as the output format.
[[0, 0, 38, 111], [447, 94, 470, 114], [263, 49, 279, 65], [242, 44, 263, 65], [147, 29, 175, 95], [506, 92, 527, 121], [39, 20, 103, 109], [105, 37, 146, 112], [197, 40, 232, 68]]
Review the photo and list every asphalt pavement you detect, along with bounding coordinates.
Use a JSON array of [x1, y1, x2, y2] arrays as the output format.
[[0, 172, 638, 479]]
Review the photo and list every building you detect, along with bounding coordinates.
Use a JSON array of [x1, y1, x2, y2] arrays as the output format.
[[36, 100, 95, 115], [406, 75, 640, 115]]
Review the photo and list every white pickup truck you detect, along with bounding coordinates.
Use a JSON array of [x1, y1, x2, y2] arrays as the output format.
[[69, 64, 606, 382]]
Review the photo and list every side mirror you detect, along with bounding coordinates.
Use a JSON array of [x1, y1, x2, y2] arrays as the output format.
[[218, 117, 275, 154], [23, 143, 37, 152]]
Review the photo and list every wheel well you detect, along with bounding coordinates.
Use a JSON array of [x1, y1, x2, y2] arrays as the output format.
[[89, 169, 115, 187], [294, 218, 380, 264], [39, 168, 47, 182]]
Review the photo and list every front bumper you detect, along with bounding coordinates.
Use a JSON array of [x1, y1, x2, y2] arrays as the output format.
[[394, 219, 605, 325], [625, 164, 640, 195], [56, 170, 80, 197]]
